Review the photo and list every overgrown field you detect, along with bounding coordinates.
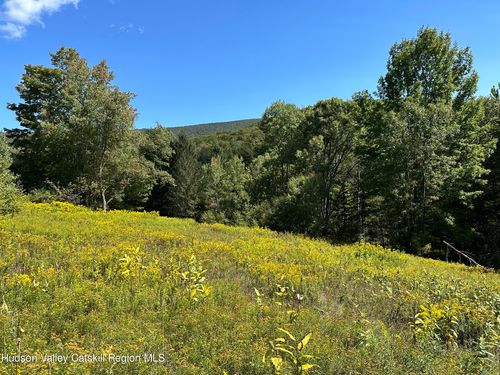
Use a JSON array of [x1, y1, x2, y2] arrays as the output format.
[[0, 202, 499, 374]]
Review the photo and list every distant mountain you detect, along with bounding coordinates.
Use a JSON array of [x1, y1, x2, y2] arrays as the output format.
[[165, 119, 260, 137]]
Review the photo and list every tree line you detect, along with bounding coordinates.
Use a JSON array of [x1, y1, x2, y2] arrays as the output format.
[[1, 28, 499, 267]]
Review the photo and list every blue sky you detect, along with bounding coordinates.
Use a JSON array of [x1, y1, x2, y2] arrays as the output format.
[[1, 1, 500, 129]]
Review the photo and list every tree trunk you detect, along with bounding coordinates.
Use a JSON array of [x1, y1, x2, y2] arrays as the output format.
[[101, 188, 107, 213], [99, 163, 107, 212]]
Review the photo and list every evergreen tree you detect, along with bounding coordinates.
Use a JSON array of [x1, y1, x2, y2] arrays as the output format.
[[165, 135, 201, 218]]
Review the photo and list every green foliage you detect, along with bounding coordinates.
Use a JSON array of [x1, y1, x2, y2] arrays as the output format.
[[164, 134, 202, 218], [167, 119, 259, 137], [378, 27, 478, 108], [264, 329, 319, 374], [177, 255, 212, 303], [361, 100, 464, 250], [0, 203, 499, 373], [295, 99, 360, 238], [254, 101, 304, 199], [360, 54, 494, 257], [3, 30, 500, 269], [139, 123, 175, 176], [368, 28, 493, 256], [137, 124, 176, 212], [195, 125, 264, 165], [414, 304, 459, 349], [26, 182, 82, 205], [0, 133, 22, 215], [252, 99, 361, 241], [200, 155, 252, 225], [470, 87, 500, 265], [117, 246, 145, 279], [7, 47, 155, 211]]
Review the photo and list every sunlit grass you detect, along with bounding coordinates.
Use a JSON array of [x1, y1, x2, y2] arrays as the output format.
[[0, 202, 498, 374]]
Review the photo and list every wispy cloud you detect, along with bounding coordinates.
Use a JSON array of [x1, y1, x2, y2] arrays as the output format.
[[0, 0, 79, 39], [110, 22, 144, 35]]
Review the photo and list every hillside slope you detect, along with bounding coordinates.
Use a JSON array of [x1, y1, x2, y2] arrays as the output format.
[[166, 119, 259, 137], [0, 203, 499, 374]]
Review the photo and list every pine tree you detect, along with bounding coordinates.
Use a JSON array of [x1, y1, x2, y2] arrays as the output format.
[[165, 135, 201, 218]]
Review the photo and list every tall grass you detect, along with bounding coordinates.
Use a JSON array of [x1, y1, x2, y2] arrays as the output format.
[[0, 202, 498, 374]]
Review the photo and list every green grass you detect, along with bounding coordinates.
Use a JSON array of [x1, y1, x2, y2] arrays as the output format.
[[0, 202, 499, 374]]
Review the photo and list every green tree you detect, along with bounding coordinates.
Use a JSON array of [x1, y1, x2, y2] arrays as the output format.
[[0, 133, 22, 215], [378, 27, 478, 108], [78, 60, 154, 211], [368, 101, 459, 250], [200, 155, 252, 225], [470, 85, 500, 266], [139, 124, 175, 175], [255, 101, 304, 198], [139, 124, 176, 213], [369, 28, 495, 258], [195, 125, 264, 165], [294, 99, 360, 238], [7, 48, 154, 211], [253, 99, 360, 240], [165, 135, 201, 218], [249, 101, 305, 229], [7, 48, 90, 187], [360, 98, 494, 254]]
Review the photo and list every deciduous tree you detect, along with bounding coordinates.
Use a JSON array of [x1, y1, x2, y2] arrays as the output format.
[[0, 133, 22, 215], [378, 27, 478, 108]]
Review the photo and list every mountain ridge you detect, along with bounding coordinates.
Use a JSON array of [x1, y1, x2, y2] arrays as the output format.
[[139, 118, 260, 137]]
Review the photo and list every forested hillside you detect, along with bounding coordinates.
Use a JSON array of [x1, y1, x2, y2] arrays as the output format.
[[165, 119, 259, 137], [1, 27, 499, 268], [0, 202, 498, 374]]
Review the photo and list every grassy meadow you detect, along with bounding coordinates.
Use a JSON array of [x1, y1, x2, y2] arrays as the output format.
[[0, 202, 499, 374]]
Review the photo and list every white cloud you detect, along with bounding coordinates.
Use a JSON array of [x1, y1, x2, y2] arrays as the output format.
[[1, 0, 79, 39], [110, 22, 144, 35], [0, 21, 25, 38]]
